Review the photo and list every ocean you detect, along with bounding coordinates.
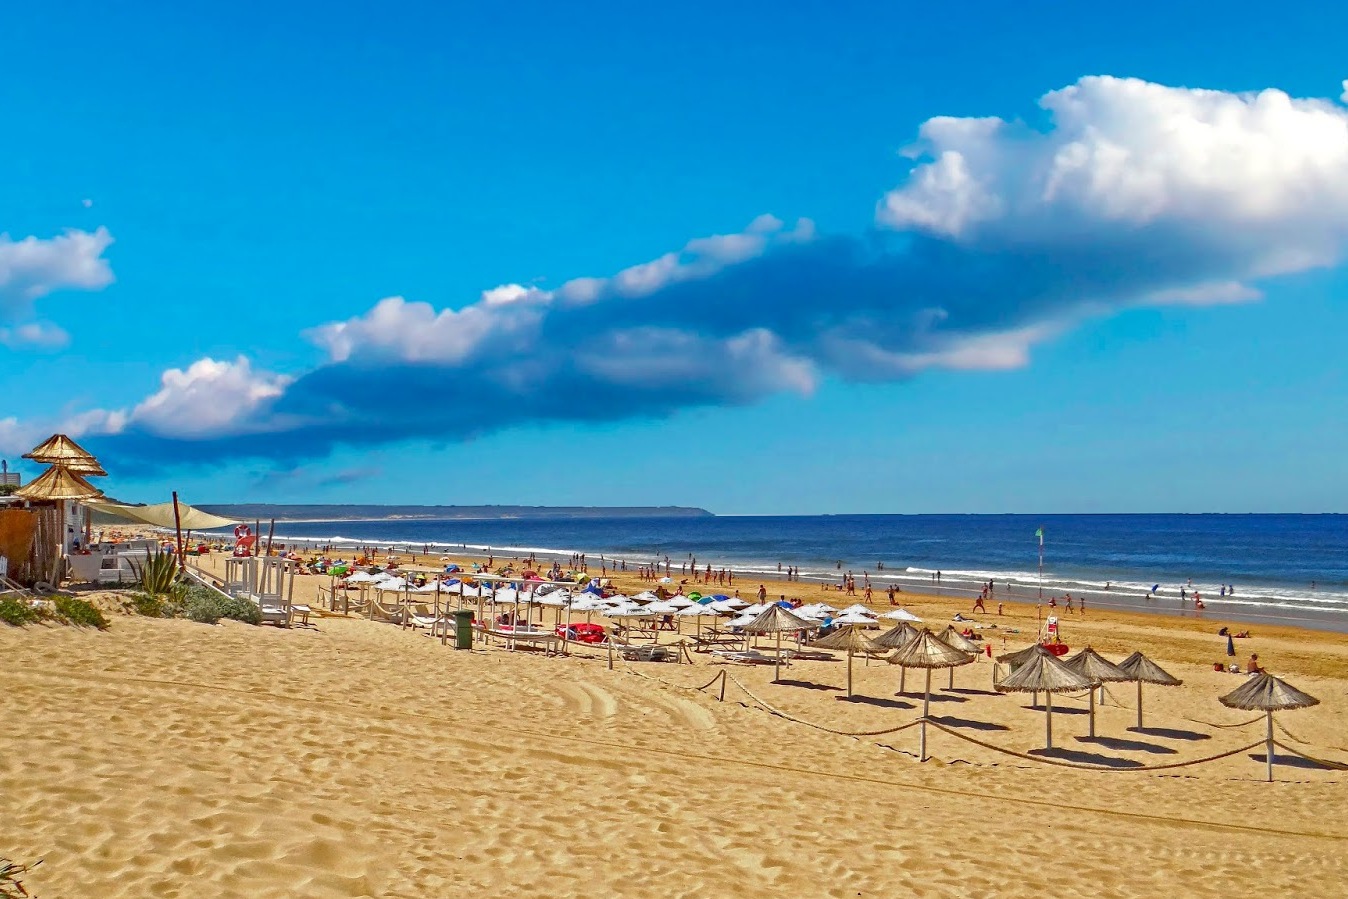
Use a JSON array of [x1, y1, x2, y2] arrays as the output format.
[[207, 513, 1348, 630]]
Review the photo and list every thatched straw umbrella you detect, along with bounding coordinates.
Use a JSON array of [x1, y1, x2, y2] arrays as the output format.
[[1063, 646, 1132, 738], [996, 644, 1054, 703], [813, 625, 883, 697], [875, 621, 920, 691], [1117, 651, 1182, 729], [22, 434, 107, 477], [14, 466, 103, 501], [887, 629, 975, 760], [995, 650, 1093, 750], [741, 604, 816, 682], [1220, 672, 1320, 782], [939, 626, 981, 689]]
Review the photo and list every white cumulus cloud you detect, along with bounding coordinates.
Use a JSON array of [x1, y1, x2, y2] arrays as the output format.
[[127, 356, 291, 439]]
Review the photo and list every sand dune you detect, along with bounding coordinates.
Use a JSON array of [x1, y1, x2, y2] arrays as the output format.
[[2, 558, 1346, 897]]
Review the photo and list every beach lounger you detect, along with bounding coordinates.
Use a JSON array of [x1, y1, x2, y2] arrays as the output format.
[[612, 643, 680, 663], [710, 649, 789, 667], [369, 599, 405, 624]]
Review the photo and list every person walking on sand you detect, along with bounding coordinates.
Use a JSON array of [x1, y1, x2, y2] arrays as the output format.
[[973, 594, 986, 614], [757, 584, 767, 603]]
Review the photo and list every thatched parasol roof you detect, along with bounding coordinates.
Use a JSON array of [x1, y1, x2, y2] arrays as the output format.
[[1219, 673, 1320, 712], [741, 604, 817, 634], [874, 621, 920, 649], [1064, 646, 1132, 684], [940, 625, 981, 654], [1118, 651, 1183, 686], [814, 625, 883, 654], [14, 465, 104, 501], [23, 434, 105, 475], [996, 650, 1093, 693], [886, 629, 975, 670], [997, 643, 1053, 666]]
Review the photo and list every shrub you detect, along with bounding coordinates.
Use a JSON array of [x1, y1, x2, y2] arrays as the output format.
[[0, 597, 40, 627], [53, 596, 109, 629], [214, 593, 262, 625], [182, 592, 223, 624], [127, 591, 167, 617]]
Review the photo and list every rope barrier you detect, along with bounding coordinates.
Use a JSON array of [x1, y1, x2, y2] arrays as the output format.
[[615, 661, 1340, 777], [925, 721, 1267, 772], [1272, 740, 1348, 772]]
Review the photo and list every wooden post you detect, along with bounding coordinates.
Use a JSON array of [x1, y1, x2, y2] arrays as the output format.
[[921, 668, 932, 761], [1136, 680, 1144, 729], [1089, 686, 1097, 738], [1266, 710, 1274, 782], [1046, 691, 1054, 749], [264, 518, 276, 558], [171, 492, 185, 570]]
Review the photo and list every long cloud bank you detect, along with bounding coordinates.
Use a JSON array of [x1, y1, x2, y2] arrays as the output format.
[[9, 75, 1348, 464]]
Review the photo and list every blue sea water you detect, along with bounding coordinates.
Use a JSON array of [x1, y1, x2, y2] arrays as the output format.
[[222, 513, 1348, 627]]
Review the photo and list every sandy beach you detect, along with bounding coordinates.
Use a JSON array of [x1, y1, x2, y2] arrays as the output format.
[[3, 547, 1346, 898]]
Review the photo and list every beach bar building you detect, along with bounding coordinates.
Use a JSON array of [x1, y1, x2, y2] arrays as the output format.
[[0, 435, 107, 586]]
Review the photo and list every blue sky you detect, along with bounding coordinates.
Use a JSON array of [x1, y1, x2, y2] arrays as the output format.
[[2, 1, 1347, 513]]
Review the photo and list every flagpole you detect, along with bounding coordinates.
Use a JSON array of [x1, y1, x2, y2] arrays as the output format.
[[1038, 533, 1043, 600]]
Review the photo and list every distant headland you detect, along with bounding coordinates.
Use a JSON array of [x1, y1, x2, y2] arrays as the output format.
[[195, 504, 714, 523]]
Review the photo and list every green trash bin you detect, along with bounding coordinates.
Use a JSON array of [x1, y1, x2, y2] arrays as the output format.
[[453, 609, 474, 649]]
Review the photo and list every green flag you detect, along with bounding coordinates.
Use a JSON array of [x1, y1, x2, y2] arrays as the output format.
[[1035, 527, 1044, 546]]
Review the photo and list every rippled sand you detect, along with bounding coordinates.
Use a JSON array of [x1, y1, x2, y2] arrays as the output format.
[[3, 558, 1346, 897]]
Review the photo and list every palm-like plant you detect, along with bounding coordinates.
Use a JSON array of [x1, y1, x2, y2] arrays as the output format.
[[130, 551, 179, 596]]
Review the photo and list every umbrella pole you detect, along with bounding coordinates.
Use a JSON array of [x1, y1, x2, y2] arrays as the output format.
[[1266, 710, 1274, 782], [1137, 680, 1144, 729], [846, 648, 853, 698], [921, 668, 932, 761], [436, 581, 445, 646], [948, 666, 954, 690], [1089, 686, 1096, 738], [774, 630, 782, 683], [900, 666, 906, 694]]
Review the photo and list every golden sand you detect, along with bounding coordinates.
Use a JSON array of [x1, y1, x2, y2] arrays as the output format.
[[2, 548, 1346, 897]]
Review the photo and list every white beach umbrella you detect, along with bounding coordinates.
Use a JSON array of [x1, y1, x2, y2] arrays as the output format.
[[665, 595, 696, 608], [831, 611, 878, 626], [720, 598, 749, 609], [839, 604, 875, 617], [881, 608, 923, 622], [632, 591, 659, 601], [643, 601, 681, 615], [726, 613, 758, 628], [677, 603, 722, 617], [344, 570, 379, 584]]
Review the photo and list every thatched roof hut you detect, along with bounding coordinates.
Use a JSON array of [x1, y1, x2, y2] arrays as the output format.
[[1118, 651, 1182, 729], [22, 434, 106, 476], [996, 650, 1092, 750], [1220, 673, 1320, 782]]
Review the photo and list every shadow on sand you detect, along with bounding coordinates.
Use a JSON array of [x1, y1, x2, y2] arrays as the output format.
[[838, 695, 915, 710], [929, 715, 1009, 732], [774, 680, 839, 692], [945, 687, 1001, 697], [1247, 752, 1337, 771], [1128, 726, 1211, 742], [1028, 747, 1144, 768], [1076, 735, 1176, 755], [896, 691, 966, 704]]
